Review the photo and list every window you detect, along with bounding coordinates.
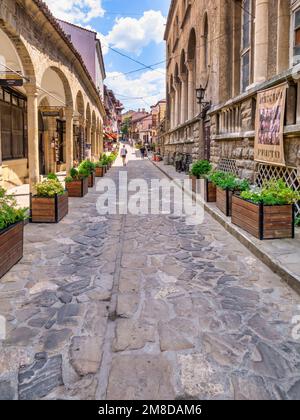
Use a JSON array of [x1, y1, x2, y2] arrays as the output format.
[[241, 0, 251, 92], [203, 14, 209, 70], [294, 8, 300, 64], [0, 87, 27, 161]]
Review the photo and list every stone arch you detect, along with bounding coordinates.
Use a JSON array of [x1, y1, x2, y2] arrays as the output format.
[[187, 28, 197, 119], [39, 66, 73, 108], [180, 49, 188, 123], [76, 90, 85, 118], [0, 25, 36, 81], [203, 12, 209, 72], [91, 110, 97, 158]]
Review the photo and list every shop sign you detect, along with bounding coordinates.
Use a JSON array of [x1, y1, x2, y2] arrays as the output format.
[[254, 83, 287, 166], [0, 72, 23, 87]]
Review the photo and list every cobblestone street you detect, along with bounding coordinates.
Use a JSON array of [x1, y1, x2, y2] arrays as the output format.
[[1, 151, 300, 400]]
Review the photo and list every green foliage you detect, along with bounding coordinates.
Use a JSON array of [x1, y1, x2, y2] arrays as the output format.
[[47, 173, 59, 181], [0, 187, 28, 231], [101, 155, 110, 166], [65, 176, 73, 183], [78, 167, 90, 178], [209, 171, 249, 192], [295, 216, 300, 227], [95, 161, 104, 168], [241, 179, 300, 206], [191, 160, 212, 178], [70, 167, 79, 180], [78, 160, 95, 175], [35, 179, 64, 198]]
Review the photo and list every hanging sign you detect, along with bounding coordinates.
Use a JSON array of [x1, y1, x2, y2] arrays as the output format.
[[0, 71, 23, 87], [254, 83, 287, 167], [39, 106, 62, 118]]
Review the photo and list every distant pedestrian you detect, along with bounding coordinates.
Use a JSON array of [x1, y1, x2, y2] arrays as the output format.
[[120, 145, 128, 166], [140, 145, 146, 159]]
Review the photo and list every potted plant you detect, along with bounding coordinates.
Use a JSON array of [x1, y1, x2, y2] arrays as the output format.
[[210, 171, 250, 217], [31, 176, 68, 223], [78, 160, 96, 188], [65, 167, 89, 198], [0, 188, 28, 279], [189, 160, 212, 196], [101, 155, 109, 172], [95, 161, 105, 177], [232, 179, 300, 240]]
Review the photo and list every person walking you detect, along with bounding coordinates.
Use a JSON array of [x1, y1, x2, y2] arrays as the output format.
[[140, 145, 145, 159], [120, 145, 128, 166]]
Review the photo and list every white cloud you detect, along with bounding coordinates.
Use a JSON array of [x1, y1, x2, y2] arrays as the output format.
[[106, 11, 166, 55], [44, 0, 105, 23], [105, 69, 166, 111]]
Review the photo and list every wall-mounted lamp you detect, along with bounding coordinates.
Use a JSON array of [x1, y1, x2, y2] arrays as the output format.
[[196, 85, 211, 108]]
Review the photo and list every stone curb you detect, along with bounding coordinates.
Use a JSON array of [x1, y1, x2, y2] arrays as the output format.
[[149, 159, 300, 296]]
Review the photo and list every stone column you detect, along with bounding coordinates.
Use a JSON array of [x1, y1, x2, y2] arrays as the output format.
[[25, 85, 40, 191], [187, 61, 195, 120], [277, 0, 290, 73], [180, 74, 188, 124], [65, 107, 74, 173], [86, 122, 92, 160], [0, 130, 3, 186], [170, 92, 174, 128], [174, 84, 180, 127], [254, 0, 269, 84], [99, 125, 104, 155]]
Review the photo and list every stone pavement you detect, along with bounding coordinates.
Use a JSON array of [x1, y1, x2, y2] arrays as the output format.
[[152, 160, 300, 293], [1, 148, 300, 400]]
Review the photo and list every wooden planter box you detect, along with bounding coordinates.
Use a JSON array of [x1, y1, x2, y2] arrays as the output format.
[[66, 177, 88, 198], [216, 187, 233, 217], [30, 192, 68, 223], [0, 221, 24, 279], [88, 172, 95, 188], [189, 175, 198, 193], [232, 195, 295, 240], [95, 167, 104, 177], [203, 179, 216, 202]]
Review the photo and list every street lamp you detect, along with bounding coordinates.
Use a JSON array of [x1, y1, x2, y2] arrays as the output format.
[[196, 85, 210, 107]]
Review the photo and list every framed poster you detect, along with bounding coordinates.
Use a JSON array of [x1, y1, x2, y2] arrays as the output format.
[[254, 83, 287, 166]]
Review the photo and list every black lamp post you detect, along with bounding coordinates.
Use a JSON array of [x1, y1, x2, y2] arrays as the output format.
[[196, 85, 211, 108]]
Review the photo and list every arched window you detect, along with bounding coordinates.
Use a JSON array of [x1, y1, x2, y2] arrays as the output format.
[[203, 13, 209, 70], [241, 0, 251, 92]]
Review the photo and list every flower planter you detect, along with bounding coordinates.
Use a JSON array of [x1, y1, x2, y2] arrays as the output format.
[[30, 192, 68, 223], [203, 179, 217, 203], [0, 221, 24, 279], [216, 187, 233, 217], [232, 195, 295, 240], [66, 177, 88, 198], [95, 167, 104, 177], [88, 172, 95, 188], [189, 175, 198, 194]]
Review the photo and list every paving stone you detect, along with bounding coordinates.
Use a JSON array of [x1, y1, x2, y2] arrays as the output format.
[[116, 293, 140, 318], [248, 342, 294, 380], [43, 329, 72, 351], [57, 304, 80, 324], [159, 318, 195, 351], [6, 327, 38, 346], [18, 354, 63, 400], [0, 381, 15, 400], [113, 319, 155, 352], [57, 292, 72, 304], [248, 314, 281, 341], [32, 291, 58, 308], [231, 374, 272, 400], [70, 336, 103, 376], [288, 379, 300, 400], [107, 355, 174, 400]]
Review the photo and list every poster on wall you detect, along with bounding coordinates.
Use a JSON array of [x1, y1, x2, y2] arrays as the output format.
[[254, 83, 287, 167]]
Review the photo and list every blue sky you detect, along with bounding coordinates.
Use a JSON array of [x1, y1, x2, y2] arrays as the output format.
[[45, 0, 171, 111]]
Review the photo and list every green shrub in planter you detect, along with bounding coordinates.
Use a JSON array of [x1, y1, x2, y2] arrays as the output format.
[[0, 187, 28, 231], [295, 216, 300, 227], [190, 160, 212, 178], [78, 160, 95, 175], [209, 171, 250, 192], [47, 173, 59, 181], [240, 179, 300, 205], [35, 179, 65, 198]]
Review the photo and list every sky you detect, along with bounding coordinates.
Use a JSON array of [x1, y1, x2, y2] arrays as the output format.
[[44, 0, 171, 111]]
